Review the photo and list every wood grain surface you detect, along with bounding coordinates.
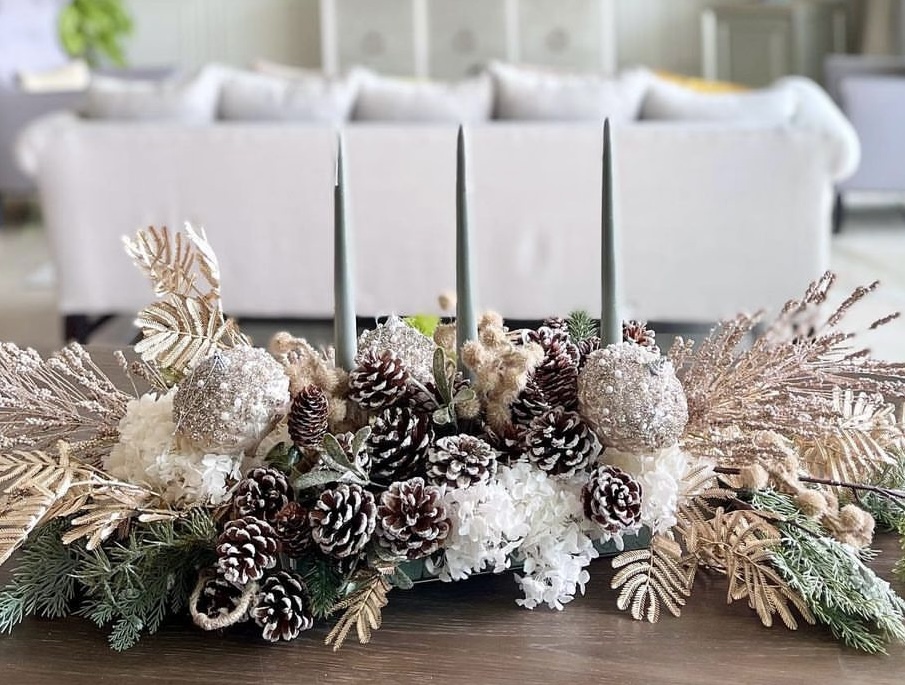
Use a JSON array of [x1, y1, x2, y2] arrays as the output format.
[[1, 349, 903, 684]]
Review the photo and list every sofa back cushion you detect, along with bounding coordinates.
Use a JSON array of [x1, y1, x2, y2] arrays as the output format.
[[81, 66, 223, 122], [489, 62, 649, 121], [219, 69, 359, 123], [352, 70, 493, 122], [641, 77, 796, 123]]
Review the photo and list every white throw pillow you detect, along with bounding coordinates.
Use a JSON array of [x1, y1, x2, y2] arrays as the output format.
[[81, 66, 224, 122], [641, 78, 797, 124], [352, 70, 494, 122], [489, 62, 649, 122], [219, 69, 359, 123]]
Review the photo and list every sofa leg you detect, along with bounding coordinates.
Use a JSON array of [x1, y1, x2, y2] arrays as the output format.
[[832, 192, 844, 234]]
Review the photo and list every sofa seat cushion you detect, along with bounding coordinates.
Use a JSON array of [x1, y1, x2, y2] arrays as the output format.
[[352, 70, 493, 122], [219, 69, 360, 123], [489, 62, 649, 121], [641, 77, 796, 123]]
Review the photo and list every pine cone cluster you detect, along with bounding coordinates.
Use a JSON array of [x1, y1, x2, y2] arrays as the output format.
[[524, 408, 599, 477], [622, 320, 658, 351], [309, 483, 376, 558], [583, 464, 643, 533], [195, 574, 247, 621], [376, 477, 451, 560], [288, 384, 329, 449], [349, 349, 411, 410], [367, 406, 434, 484], [427, 434, 498, 489], [234, 467, 293, 521], [252, 570, 314, 642], [216, 516, 280, 585], [273, 502, 312, 557]]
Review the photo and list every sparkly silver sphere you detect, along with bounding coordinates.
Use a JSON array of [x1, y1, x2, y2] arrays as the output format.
[[577, 342, 687, 453], [173, 346, 290, 454], [356, 315, 437, 384]]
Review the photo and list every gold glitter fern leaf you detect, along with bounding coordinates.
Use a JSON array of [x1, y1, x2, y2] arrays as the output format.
[[325, 571, 392, 651], [611, 534, 694, 623]]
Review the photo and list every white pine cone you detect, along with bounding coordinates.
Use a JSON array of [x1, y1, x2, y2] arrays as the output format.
[[376, 477, 450, 560], [583, 464, 643, 533], [252, 570, 314, 642], [427, 434, 498, 489], [524, 407, 599, 477], [216, 516, 280, 585], [309, 483, 376, 558]]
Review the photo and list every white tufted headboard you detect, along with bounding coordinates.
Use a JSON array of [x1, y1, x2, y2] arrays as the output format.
[[319, 0, 617, 78]]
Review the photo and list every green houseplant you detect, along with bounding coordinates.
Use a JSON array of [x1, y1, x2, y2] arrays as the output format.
[[58, 0, 133, 67]]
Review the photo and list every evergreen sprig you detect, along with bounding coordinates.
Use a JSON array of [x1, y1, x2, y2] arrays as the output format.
[[751, 489, 905, 653], [73, 509, 218, 650], [565, 310, 598, 342], [858, 449, 905, 532], [0, 520, 80, 634], [297, 554, 347, 620]]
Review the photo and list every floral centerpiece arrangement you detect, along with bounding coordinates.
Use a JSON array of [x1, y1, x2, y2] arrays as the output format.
[[2, 127, 905, 654]]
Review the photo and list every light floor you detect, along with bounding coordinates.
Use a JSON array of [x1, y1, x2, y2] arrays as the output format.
[[1, 202, 904, 361]]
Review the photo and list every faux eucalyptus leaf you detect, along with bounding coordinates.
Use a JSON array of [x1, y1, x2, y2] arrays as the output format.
[[294, 469, 347, 491]]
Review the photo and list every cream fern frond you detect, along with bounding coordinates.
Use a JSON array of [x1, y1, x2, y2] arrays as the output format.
[[61, 482, 170, 551], [325, 571, 392, 651], [611, 534, 694, 623], [797, 388, 901, 484]]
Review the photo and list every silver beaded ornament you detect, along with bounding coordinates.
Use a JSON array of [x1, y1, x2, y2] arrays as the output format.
[[356, 315, 437, 384], [173, 346, 290, 454], [577, 342, 687, 453]]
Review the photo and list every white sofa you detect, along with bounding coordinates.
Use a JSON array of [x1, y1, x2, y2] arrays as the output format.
[[17, 75, 858, 336]]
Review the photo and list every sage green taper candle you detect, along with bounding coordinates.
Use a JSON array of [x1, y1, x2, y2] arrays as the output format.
[[456, 125, 478, 373], [601, 119, 621, 345], [334, 134, 357, 371]]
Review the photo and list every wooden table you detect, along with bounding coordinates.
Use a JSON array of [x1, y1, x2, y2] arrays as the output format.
[[1, 349, 904, 684]]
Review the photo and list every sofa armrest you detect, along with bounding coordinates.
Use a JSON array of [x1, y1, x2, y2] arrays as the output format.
[[14, 110, 81, 179], [776, 76, 860, 183]]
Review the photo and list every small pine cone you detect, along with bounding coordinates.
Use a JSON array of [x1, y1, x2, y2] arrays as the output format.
[[367, 406, 434, 484], [483, 424, 525, 465], [622, 320, 658, 351], [528, 326, 581, 365], [348, 349, 411, 411], [288, 385, 329, 449], [195, 573, 248, 621], [216, 516, 280, 585], [533, 347, 579, 411], [273, 502, 312, 557], [510, 378, 550, 428], [309, 483, 377, 558], [583, 464, 643, 533], [376, 477, 451, 560], [427, 434, 498, 489], [524, 407, 599, 477], [577, 336, 601, 368], [234, 467, 293, 521], [252, 570, 314, 642]]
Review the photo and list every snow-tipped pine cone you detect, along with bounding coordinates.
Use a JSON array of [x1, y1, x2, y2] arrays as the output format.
[[622, 320, 658, 352], [348, 349, 411, 411], [216, 516, 280, 585], [376, 477, 450, 560], [234, 467, 293, 521], [367, 406, 434, 484], [195, 573, 248, 621], [524, 407, 599, 477], [582, 464, 643, 533], [309, 483, 376, 558], [426, 434, 497, 489], [273, 502, 312, 557], [287, 385, 329, 449], [510, 378, 550, 428], [252, 570, 314, 642]]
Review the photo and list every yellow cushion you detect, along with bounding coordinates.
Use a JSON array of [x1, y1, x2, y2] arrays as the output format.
[[655, 70, 749, 93]]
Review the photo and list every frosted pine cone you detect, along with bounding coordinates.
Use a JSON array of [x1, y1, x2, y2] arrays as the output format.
[[524, 407, 599, 477], [367, 406, 434, 484], [623, 320, 658, 352], [510, 379, 550, 428], [528, 326, 581, 364], [287, 385, 329, 449], [376, 477, 451, 560], [484, 424, 526, 465], [273, 502, 312, 557], [309, 483, 376, 558], [216, 516, 280, 585], [348, 349, 411, 411], [252, 571, 314, 642], [583, 464, 643, 533], [576, 336, 601, 368], [234, 467, 293, 521], [541, 316, 568, 331], [427, 434, 498, 489], [533, 346, 580, 411], [195, 573, 248, 621]]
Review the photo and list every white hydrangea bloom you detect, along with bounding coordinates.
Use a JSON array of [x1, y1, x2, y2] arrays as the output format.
[[104, 389, 242, 506], [603, 444, 691, 535]]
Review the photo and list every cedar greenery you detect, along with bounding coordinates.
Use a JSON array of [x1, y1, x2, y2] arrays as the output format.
[[751, 489, 905, 654]]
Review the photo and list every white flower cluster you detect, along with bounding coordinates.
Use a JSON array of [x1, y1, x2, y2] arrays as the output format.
[[604, 444, 692, 535], [433, 461, 603, 611], [104, 389, 243, 506]]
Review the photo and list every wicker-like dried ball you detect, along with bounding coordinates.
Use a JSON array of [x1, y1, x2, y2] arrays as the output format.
[[174, 347, 290, 454], [577, 342, 687, 452], [356, 315, 437, 384]]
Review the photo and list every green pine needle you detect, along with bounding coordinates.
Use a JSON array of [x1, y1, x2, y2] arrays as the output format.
[[751, 489, 905, 654], [297, 554, 347, 620], [565, 310, 598, 342]]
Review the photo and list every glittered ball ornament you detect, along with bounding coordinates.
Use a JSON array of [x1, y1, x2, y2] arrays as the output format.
[[173, 346, 290, 454], [577, 342, 687, 453], [355, 315, 437, 384]]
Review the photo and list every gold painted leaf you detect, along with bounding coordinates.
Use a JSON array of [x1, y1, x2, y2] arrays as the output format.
[[325, 571, 391, 650], [611, 535, 694, 623]]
